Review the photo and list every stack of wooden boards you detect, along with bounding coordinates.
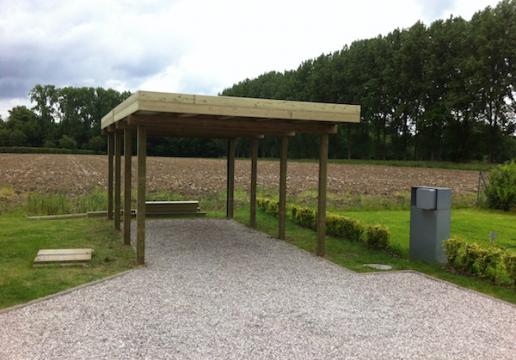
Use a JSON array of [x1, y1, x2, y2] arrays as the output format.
[[33, 248, 93, 266], [145, 201, 205, 216]]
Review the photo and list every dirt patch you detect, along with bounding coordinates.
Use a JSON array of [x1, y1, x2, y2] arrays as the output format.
[[0, 154, 479, 197]]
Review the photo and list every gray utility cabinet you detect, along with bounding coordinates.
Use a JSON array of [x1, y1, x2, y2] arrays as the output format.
[[409, 186, 452, 264]]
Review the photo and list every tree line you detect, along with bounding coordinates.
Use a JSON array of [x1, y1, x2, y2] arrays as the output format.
[[1, 1, 514, 161], [222, 0, 516, 162], [0, 85, 131, 152]]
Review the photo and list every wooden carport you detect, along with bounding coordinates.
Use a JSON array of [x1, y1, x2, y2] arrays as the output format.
[[101, 91, 360, 265]]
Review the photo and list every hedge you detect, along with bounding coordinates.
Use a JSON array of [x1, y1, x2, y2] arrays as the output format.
[[365, 225, 390, 250], [257, 197, 391, 250], [0, 146, 97, 155], [445, 237, 515, 286]]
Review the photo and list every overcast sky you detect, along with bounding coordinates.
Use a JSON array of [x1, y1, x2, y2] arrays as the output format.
[[0, 0, 501, 118]]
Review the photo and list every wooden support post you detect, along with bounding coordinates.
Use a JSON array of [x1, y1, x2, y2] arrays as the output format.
[[107, 132, 114, 220], [278, 136, 288, 240], [123, 128, 132, 245], [114, 131, 122, 231], [136, 125, 146, 265], [250, 138, 258, 228], [226, 138, 236, 219], [316, 134, 329, 257]]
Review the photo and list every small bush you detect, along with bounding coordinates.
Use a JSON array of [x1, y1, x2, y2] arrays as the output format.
[[485, 160, 516, 211], [291, 206, 316, 230], [326, 214, 363, 242], [444, 237, 515, 286], [257, 198, 279, 216], [365, 225, 390, 250]]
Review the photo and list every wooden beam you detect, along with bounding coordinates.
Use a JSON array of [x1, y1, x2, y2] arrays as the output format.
[[107, 133, 114, 220], [226, 138, 236, 219], [114, 131, 122, 231], [123, 128, 132, 246], [278, 136, 288, 240], [127, 115, 336, 135], [250, 138, 258, 228], [177, 113, 198, 118], [145, 128, 295, 138], [136, 125, 146, 265], [119, 118, 296, 138], [316, 134, 329, 257]]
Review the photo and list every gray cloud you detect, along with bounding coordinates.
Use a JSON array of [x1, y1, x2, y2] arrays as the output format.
[[0, 0, 182, 99], [0, 0, 498, 118]]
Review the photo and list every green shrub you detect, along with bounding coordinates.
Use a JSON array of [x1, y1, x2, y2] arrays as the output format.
[[485, 160, 516, 211], [257, 198, 279, 216], [444, 237, 515, 286], [443, 237, 463, 266], [504, 254, 516, 284], [291, 206, 316, 230], [365, 225, 390, 250], [326, 214, 363, 242]]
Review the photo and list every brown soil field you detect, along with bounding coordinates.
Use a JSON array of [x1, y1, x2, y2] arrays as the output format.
[[0, 154, 479, 197]]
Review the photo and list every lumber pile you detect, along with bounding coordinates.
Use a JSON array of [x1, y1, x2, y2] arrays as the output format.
[[33, 248, 93, 266], [145, 201, 205, 216]]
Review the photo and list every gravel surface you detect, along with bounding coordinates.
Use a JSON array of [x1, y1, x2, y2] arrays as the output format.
[[0, 219, 514, 359]]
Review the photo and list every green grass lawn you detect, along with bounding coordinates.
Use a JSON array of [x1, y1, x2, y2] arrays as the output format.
[[0, 211, 135, 309], [335, 208, 516, 255], [210, 206, 516, 304]]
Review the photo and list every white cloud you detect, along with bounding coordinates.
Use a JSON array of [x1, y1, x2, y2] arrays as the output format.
[[0, 97, 31, 120], [0, 0, 502, 118]]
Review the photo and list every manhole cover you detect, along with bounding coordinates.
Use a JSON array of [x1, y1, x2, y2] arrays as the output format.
[[363, 264, 392, 271]]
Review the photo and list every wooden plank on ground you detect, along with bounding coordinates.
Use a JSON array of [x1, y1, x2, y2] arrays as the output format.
[[33, 248, 93, 265], [37, 249, 93, 256]]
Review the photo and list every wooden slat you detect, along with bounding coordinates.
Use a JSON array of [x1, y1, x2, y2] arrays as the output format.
[[137, 125, 146, 265], [278, 136, 288, 240], [316, 134, 329, 257], [34, 253, 91, 264], [123, 128, 132, 245], [146, 201, 199, 205], [34, 248, 93, 264], [38, 249, 93, 255]]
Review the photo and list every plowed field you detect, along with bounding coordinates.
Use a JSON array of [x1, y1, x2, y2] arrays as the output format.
[[0, 154, 478, 197]]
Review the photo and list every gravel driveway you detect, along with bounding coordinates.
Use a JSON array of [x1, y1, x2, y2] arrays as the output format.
[[1, 219, 514, 359]]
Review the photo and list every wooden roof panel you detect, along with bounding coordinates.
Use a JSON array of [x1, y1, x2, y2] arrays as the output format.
[[101, 90, 360, 130]]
